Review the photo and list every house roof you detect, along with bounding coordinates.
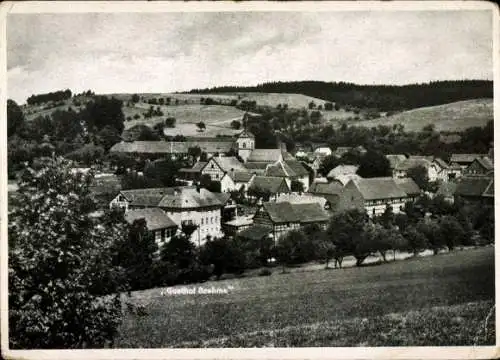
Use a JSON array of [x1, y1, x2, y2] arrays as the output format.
[[238, 129, 255, 139], [335, 174, 363, 186], [292, 203, 330, 223], [157, 187, 226, 208], [245, 162, 271, 170], [284, 160, 310, 176], [450, 154, 487, 164], [327, 165, 359, 179], [120, 187, 172, 207], [261, 201, 329, 224], [120, 186, 225, 209], [262, 202, 301, 223], [394, 177, 421, 196], [308, 181, 343, 195], [110, 141, 234, 154], [212, 192, 231, 205], [231, 171, 255, 183], [474, 157, 494, 171], [124, 208, 177, 231], [237, 224, 272, 241], [248, 149, 283, 163], [212, 156, 247, 172], [433, 158, 449, 169], [349, 177, 407, 200], [395, 158, 432, 171], [249, 176, 290, 194], [265, 161, 296, 178], [455, 176, 494, 198], [179, 161, 208, 173], [385, 154, 408, 169]]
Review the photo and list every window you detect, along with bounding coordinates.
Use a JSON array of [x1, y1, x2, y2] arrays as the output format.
[[243, 143, 247, 149], [201, 218, 204, 225], [211, 164, 214, 169], [211, 217, 213, 224], [215, 174, 219, 179]]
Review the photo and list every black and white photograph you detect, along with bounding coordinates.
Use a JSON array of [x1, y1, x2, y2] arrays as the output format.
[[1, 1, 497, 357]]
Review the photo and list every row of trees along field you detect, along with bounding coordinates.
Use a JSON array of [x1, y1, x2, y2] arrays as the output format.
[[187, 80, 493, 112]]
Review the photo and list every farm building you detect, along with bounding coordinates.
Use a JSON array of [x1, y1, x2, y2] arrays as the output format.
[[337, 177, 411, 217], [463, 157, 494, 176], [247, 176, 291, 201], [110, 186, 227, 246], [109, 140, 235, 158], [450, 153, 489, 169], [455, 175, 494, 206], [124, 208, 178, 249], [326, 165, 359, 180]]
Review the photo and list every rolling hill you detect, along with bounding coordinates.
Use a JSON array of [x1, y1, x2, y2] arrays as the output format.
[[347, 98, 493, 132]]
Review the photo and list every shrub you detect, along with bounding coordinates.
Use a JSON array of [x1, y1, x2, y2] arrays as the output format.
[[258, 269, 272, 277]]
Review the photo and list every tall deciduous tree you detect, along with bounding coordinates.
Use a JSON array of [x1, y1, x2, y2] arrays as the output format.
[[9, 156, 126, 348], [357, 151, 391, 178], [7, 99, 25, 138]]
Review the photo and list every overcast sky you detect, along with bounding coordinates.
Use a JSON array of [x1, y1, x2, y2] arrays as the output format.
[[7, 10, 493, 104]]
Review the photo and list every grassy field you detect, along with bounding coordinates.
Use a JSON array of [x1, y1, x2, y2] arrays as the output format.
[[114, 247, 494, 347], [122, 103, 247, 137], [348, 98, 493, 132]]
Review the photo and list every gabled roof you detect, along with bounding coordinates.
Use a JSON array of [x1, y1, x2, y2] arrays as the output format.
[[284, 160, 310, 176], [260, 201, 329, 224], [212, 192, 231, 205], [473, 157, 494, 171], [120, 187, 172, 207], [433, 158, 449, 169], [238, 129, 255, 139], [124, 208, 177, 231], [245, 162, 270, 170], [89, 174, 121, 196], [262, 202, 301, 223], [450, 154, 487, 164], [248, 149, 283, 163], [292, 203, 330, 223], [265, 161, 293, 178], [327, 165, 359, 179], [394, 177, 421, 196], [335, 174, 363, 186], [455, 176, 494, 198], [157, 187, 225, 208], [308, 181, 343, 195], [179, 161, 207, 173], [395, 158, 432, 171], [349, 177, 407, 201], [212, 156, 247, 173], [231, 171, 255, 183], [249, 176, 290, 194]]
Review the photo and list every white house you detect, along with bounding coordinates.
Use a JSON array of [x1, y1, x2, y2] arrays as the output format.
[[110, 186, 226, 246]]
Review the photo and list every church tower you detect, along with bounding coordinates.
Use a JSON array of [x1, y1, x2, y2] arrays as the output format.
[[236, 113, 255, 162]]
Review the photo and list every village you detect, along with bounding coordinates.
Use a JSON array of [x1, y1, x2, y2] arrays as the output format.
[[98, 117, 494, 252]]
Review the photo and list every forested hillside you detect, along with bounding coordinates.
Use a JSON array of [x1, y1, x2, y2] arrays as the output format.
[[187, 80, 492, 112]]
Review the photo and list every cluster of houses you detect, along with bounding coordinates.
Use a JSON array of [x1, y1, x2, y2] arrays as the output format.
[[105, 125, 494, 250]]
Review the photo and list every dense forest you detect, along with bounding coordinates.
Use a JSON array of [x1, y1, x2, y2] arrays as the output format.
[[26, 89, 73, 106], [187, 80, 492, 112]]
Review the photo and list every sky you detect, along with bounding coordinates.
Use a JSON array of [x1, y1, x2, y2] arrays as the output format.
[[7, 10, 493, 104]]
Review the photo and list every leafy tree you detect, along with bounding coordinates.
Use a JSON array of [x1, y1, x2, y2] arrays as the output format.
[[187, 146, 202, 164], [407, 165, 429, 191], [324, 102, 333, 111], [357, 151, 391, 178], [131, 94, 140, 103], [81, 96, 125, 135], [438, 215, 465, 251], [50, 108, 83, 143], [95, 126, 122, 151], [417, 219, 444, 255], [165, 117, 176, 128], [120, 171, 162, 190], [200, 174, 221, 193], [137, 126, 160, 141], [114, 218, 158, 291], [403, 225, 428, 256], [308, 101, 316, 110], [66, 144, 105, 166], [379, 205, 394, 229], [9, 156, 126, 348], [196, 121, 206, 132], [230, 120, 241, 130], [144, 158, 183, 187], [7, 99, 25, 138], [318, 155, 341, 177], [326, 209, 368, 267], [199, 237, 245, 279], [247, 185, 272, 202], [275, 230, 307, 272]]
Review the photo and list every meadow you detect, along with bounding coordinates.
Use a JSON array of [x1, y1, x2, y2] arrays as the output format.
[[350, 98, 493, 132], [114, 246, 494, 347]]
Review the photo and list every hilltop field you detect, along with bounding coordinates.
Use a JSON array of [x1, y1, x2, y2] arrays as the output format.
[[21, 93, 493, 138], [348, 98, 493, 132], [115, 247, 494, 347]]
